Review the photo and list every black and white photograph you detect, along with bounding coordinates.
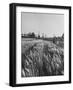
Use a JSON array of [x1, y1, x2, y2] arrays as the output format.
[[21, 12, 64, 77], [10, 3, 71, 87]]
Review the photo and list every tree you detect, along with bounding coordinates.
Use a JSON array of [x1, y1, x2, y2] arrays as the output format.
[[31, 32, 35, 38], [38, 34, 40, 39], [53, 36, 57, 44], [28, 32, 35, 38], [62, 33, 64, 39]]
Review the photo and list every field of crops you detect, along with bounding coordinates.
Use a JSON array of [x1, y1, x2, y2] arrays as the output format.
[[21, 38, 64, 77]]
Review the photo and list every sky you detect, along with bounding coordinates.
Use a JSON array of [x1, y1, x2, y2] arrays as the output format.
[[21, 12, 64, 37]]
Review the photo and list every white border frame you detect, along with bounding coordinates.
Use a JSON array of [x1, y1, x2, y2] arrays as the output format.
[[16, 6, 69, 84]]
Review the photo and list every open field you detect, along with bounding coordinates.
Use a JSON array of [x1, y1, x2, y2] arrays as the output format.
[[21, 38, 64, 77]]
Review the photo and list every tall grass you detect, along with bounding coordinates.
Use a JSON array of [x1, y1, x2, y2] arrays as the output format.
[[21, 39, 64, 77]]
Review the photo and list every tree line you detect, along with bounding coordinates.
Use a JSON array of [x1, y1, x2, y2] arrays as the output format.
[[22, 32, 64, 40]]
